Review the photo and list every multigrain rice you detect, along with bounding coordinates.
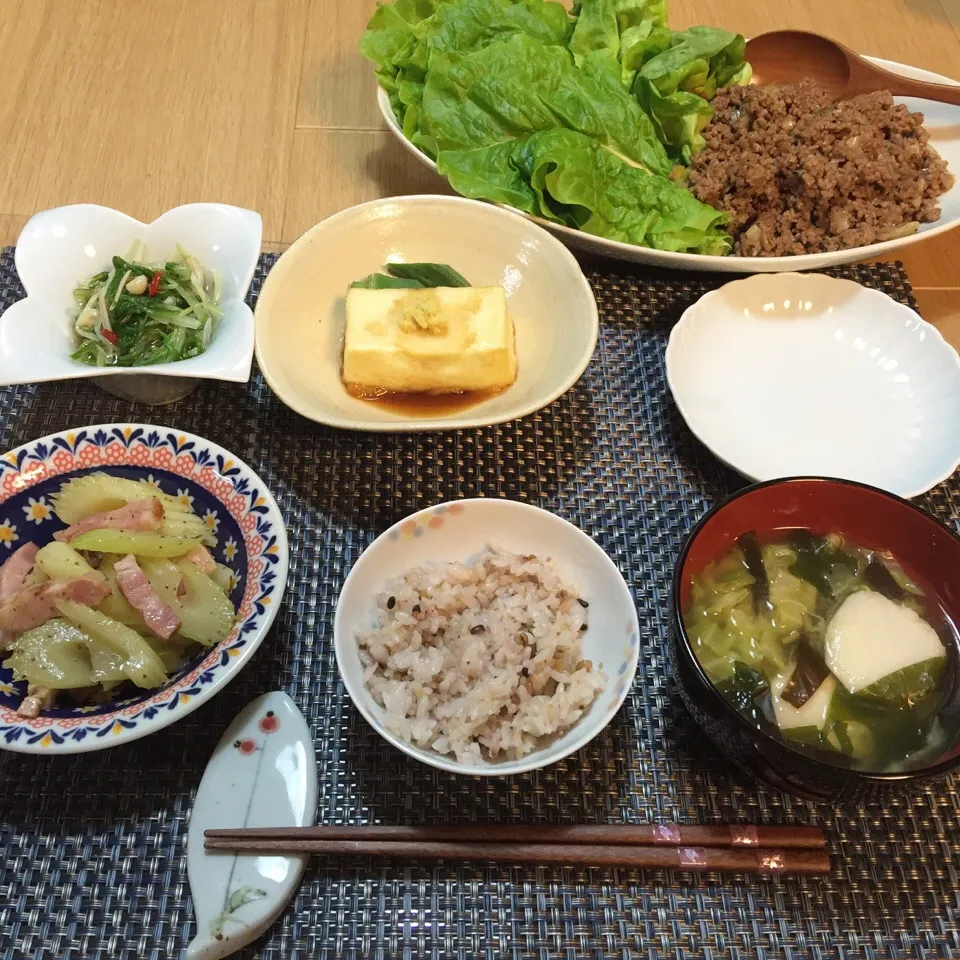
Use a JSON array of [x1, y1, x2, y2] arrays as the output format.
[[357, 547, 606, 764]]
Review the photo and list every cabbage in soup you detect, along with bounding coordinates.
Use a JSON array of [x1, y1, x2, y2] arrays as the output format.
[[683, 529, 958, 772]]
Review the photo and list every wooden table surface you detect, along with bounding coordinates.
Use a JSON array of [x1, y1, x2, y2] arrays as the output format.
[[1, 0, 958, 338]]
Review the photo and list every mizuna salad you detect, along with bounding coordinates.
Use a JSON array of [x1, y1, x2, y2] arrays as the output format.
[[361, 0, 751, 255], [0, 473, 237, 717], [72, 241, 223, 367]]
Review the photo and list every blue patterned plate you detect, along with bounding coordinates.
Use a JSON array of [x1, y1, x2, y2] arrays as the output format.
[[0, 424, 288, 754]]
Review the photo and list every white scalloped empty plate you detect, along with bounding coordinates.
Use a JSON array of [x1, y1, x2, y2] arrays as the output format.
[[1, 203, 261, 389], [665, 273, 960, 497]]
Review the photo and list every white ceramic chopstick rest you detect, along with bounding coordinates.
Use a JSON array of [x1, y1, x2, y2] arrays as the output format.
[[186, 691, 317, 960]]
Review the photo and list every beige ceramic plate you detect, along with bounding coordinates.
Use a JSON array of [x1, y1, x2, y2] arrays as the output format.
[[254, 196, 598, 431]]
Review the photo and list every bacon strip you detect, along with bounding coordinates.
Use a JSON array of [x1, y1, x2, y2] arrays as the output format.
[[113, 554, 181, 640], [184, 544, 216, 575], [0, 575, 110, 635], [0, 542, 39, 606], [17, 684, 55, 718], [54, 498, 164, 543], [0, 543, 40, 649]]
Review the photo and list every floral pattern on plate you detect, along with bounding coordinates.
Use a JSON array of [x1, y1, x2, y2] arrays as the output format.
[[186, 691, 316, 960]]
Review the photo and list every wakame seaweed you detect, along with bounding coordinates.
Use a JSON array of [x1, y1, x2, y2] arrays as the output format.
[[781, 636, 831, 708], [736, 531, 769, 613], [864, 557, 908, 602]]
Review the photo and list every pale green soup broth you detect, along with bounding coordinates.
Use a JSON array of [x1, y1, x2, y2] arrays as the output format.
[[683, 530, 959, 772]]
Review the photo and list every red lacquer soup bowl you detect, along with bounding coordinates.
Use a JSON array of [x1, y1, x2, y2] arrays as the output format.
[[670, 477, 960, 802]]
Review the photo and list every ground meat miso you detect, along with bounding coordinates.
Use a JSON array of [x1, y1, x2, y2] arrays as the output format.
[[688, 81, 954, 257]]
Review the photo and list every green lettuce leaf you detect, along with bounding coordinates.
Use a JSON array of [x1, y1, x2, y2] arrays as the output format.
[[569, 0, 669, 88], [359, 0, 445, 128], [613, 0, 668, 30], [569, 0, 668, 63], [633, 81, 713, 162], [624, 25, 751, 159], [569, 0, 619, 65], [637, 25, 751, 99], [619, 21, 661, 85], [361, 0, 571, 132], [568, 14, 748, 160], [425, 0, 571, 58], [438, 128, 730, 254], [419, 32, 671, 175], [361, 0, 742, 258], [434, 138, 541, 215]]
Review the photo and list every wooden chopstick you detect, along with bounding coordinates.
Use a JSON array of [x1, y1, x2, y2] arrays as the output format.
[[203, 836, 830, 875], [205, 823, 826, 850]]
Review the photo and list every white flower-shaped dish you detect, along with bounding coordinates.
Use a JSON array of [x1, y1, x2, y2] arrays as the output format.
[[334, 499, 640, 776], [254, 196, 598, 431], [1, 203, 262, 404], [665, 273, 960, 498]]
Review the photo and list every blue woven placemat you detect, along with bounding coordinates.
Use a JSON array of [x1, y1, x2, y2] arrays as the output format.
[[0, 247, 957, 960]]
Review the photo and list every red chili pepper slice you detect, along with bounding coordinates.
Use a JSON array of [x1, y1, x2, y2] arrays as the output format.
[[148, 271, 163, 297], [102, 329, 118, 345]]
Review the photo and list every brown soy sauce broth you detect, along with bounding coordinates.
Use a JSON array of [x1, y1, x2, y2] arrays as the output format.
[[344, 383, 504, 417]]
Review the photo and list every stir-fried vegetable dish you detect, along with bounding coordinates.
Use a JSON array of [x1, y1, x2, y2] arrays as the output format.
[[0, 473, 237, 717]]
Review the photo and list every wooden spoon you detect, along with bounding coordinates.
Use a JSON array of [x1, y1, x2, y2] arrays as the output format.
[[744, 30, 960, 106]]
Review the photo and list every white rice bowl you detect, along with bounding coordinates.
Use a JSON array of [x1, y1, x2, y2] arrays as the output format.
[[357, 547, 606, 765], [334, 499, 640, 776]]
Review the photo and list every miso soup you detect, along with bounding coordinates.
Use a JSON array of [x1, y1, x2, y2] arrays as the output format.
[[682, 529, 958, 772]]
